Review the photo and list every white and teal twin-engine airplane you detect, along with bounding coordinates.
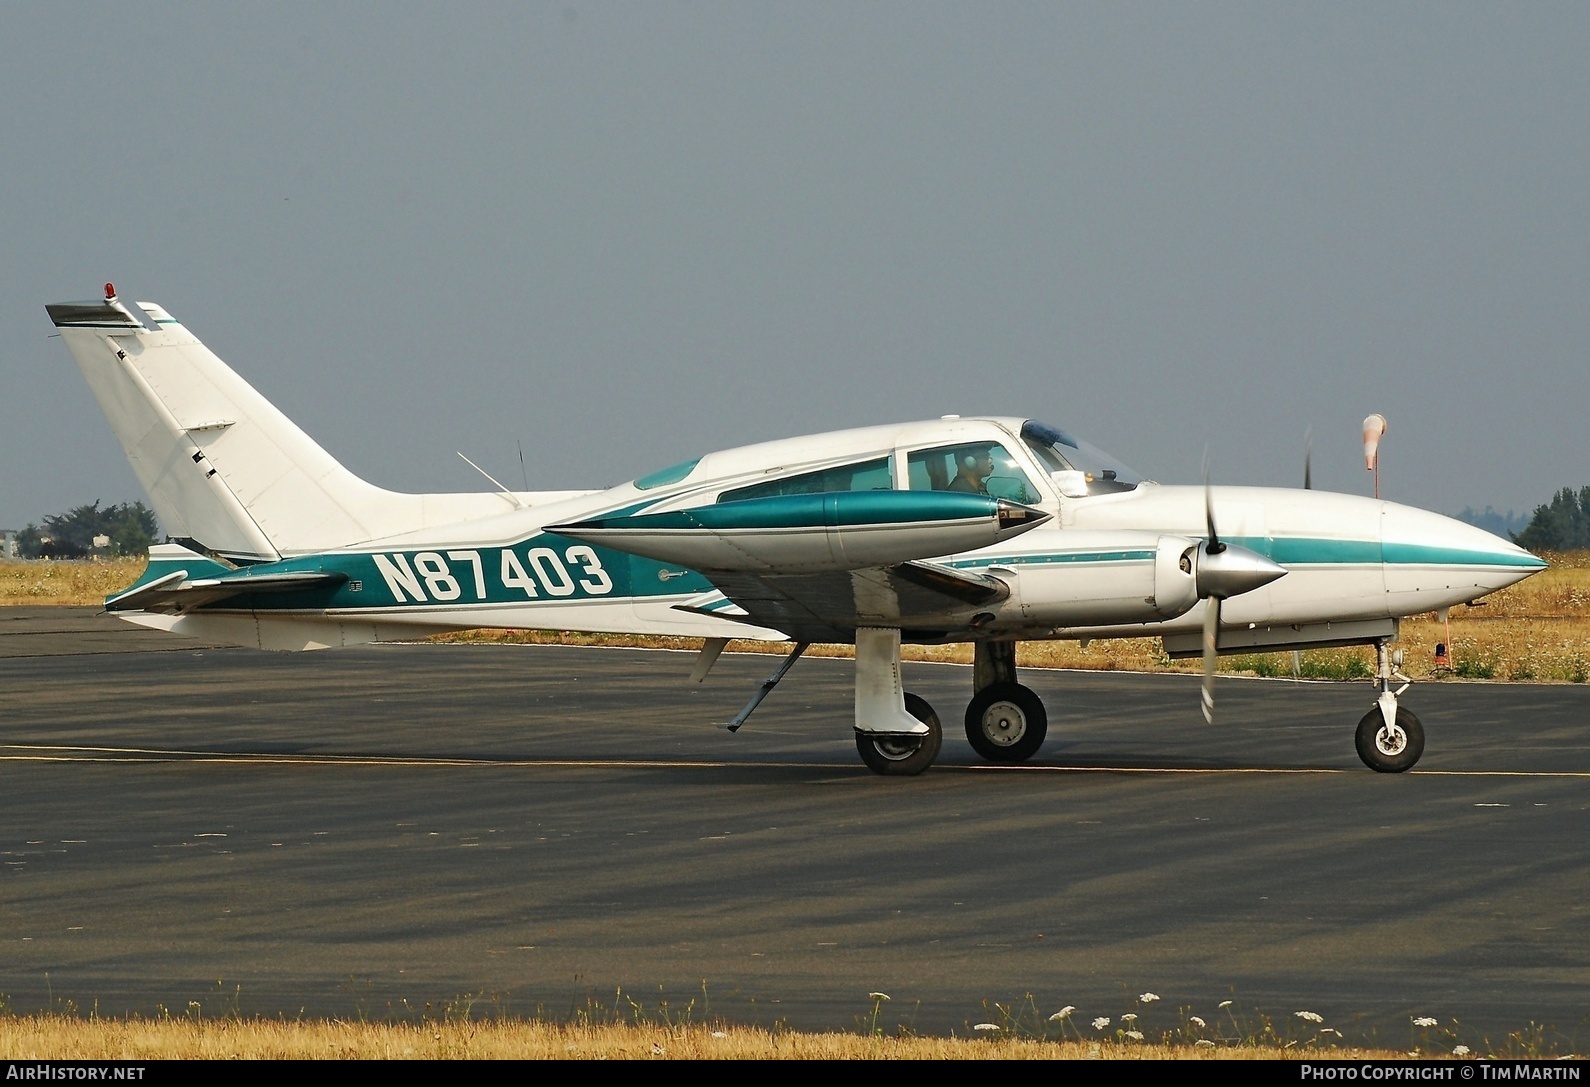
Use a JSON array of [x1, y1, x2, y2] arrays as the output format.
[[48, 286, 1546, 776]]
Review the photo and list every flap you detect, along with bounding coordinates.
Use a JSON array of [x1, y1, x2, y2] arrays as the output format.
[[697, 560, 1011, 642]]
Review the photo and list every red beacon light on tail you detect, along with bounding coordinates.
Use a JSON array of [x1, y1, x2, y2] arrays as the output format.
[[104, 282, 116, 301]]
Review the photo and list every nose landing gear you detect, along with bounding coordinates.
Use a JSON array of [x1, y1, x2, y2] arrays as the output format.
[[1357, 640, 1424, 772]]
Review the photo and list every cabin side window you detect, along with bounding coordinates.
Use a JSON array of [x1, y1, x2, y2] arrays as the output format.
[[718, 456, 894, 503], [905, 443, 1039, 503]]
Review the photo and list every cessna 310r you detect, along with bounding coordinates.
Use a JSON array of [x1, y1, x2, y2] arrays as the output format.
[[47, 286, 1546, 775]]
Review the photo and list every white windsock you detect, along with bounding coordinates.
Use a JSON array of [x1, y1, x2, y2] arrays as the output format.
[[1362, 414, 1387, 470]]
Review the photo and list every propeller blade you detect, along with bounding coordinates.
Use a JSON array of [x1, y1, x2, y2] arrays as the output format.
[[1201, 596, 1220, 724], [1202, 452, 1224, 554], [1303, 425, 1313, 490]]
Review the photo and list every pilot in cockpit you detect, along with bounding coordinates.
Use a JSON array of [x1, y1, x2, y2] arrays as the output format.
[[947, 446, 996, 494]]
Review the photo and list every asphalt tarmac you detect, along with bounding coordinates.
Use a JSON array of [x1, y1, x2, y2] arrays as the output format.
[[2, 608, 1588, 1042]]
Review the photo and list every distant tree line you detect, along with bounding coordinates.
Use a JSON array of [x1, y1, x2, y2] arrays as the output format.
[[1454, 505, 1530, 539], [15, 501, 159, 559], [1514, 487, 1590, 552]]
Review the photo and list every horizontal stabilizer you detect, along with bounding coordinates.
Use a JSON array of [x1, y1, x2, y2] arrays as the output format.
[[107, 543, 346, 613], [550, 491, 1049, 573]]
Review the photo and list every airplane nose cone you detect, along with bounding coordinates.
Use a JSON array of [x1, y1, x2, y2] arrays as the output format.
[[1381, 502, 1547, 604], [1197, 542, 1289, 600]]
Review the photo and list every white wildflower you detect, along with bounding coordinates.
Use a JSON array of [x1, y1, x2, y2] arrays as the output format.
[[1453, 1045, 1471, 1057], [868, 992, 890, 1001], [1125, 1030, 1144, 1041], [973, 1023, 1001, 1032], [1322, 1028, 1343, 1037], [1138, 992, 1160, 1004], [1295, 1010, 1325, 1024], [1195, 1039, 1216, 1048], [1092, 1017, 1111, 1030], [1412, 1016, 1438, 1028], [1188, 1016, 1206, 1029], [1049, 1006, 1075, 1022], [1219, 1000, 1233, 1009], [711, 1031, 727, 1039], [1121, 1013, 1138, 1024]]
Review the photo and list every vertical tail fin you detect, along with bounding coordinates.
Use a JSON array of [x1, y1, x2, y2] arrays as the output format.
[[47, 289, 525, 559]]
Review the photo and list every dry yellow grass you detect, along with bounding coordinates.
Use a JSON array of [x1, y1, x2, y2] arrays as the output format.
[[0, 1017, 1421, 1060], [5, 553, 1585, 683], [0, 557, 145, 606]]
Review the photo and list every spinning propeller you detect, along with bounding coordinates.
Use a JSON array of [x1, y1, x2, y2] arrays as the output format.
[[1196, 459, 1289, 723]]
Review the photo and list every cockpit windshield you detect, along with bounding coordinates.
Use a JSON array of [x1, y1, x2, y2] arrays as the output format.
[[1020, 420, 1144, 494]]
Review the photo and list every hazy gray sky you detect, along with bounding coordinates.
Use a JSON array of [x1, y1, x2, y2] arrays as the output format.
[[4, 3, 1586, 532]]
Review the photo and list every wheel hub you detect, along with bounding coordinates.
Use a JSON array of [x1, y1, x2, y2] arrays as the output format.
[[1375, 725, 1407, 756], [871, 735, 923, 761], [980, 701, 1027, 747]]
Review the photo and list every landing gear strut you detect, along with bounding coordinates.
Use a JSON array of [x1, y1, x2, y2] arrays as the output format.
[[853, 627, 941, 776], [964, 641, 1048, 763], [1356, 640, 1424, 772]]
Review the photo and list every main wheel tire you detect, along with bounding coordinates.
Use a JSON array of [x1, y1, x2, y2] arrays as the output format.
[[1355, 706, 1425, 773], [964, 682, 1048, 763], [855, 692, 943, 776]]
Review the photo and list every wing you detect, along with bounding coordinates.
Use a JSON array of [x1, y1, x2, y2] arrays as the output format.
[[549, 490, 1046, 641], [690, 560, 1012, 642]]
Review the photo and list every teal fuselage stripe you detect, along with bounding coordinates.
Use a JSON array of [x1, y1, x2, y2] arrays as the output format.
[[110, 532, 1541, 614], [108, 533, 715, 612], [1380, 541, 1545, 569], [1252, 537, 1541, 569]]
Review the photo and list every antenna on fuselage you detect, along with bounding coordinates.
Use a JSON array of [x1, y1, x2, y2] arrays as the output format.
[[1362, 414, 1388, 499], [457, 451, 527, 509]]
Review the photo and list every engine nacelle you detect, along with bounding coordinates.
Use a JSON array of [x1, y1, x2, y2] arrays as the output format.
[[1153, 535, 1202, 618]]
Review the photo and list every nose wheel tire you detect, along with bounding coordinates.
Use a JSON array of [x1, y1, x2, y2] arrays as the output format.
[[964, 682, 1048, 763], [1355, 706, 1425, 773], [856, 693, 943, 776]]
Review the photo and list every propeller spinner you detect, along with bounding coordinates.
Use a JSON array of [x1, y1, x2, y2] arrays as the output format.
[[1197, 467, 1289, 723]]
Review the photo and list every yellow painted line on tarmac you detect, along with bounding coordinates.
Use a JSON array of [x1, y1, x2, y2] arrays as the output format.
[[2, 745, 1585, 777], [0, 744, 839, 770], [968, 764, 1590, 778]]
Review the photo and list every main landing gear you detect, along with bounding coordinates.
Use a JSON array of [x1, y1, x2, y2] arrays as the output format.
[[855, 693, 942, 776], [1356, 640, 1424, 772], [963, 640, 1048, 763], [854, 633, 1049, 776], [852, 628, 942, 776]]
